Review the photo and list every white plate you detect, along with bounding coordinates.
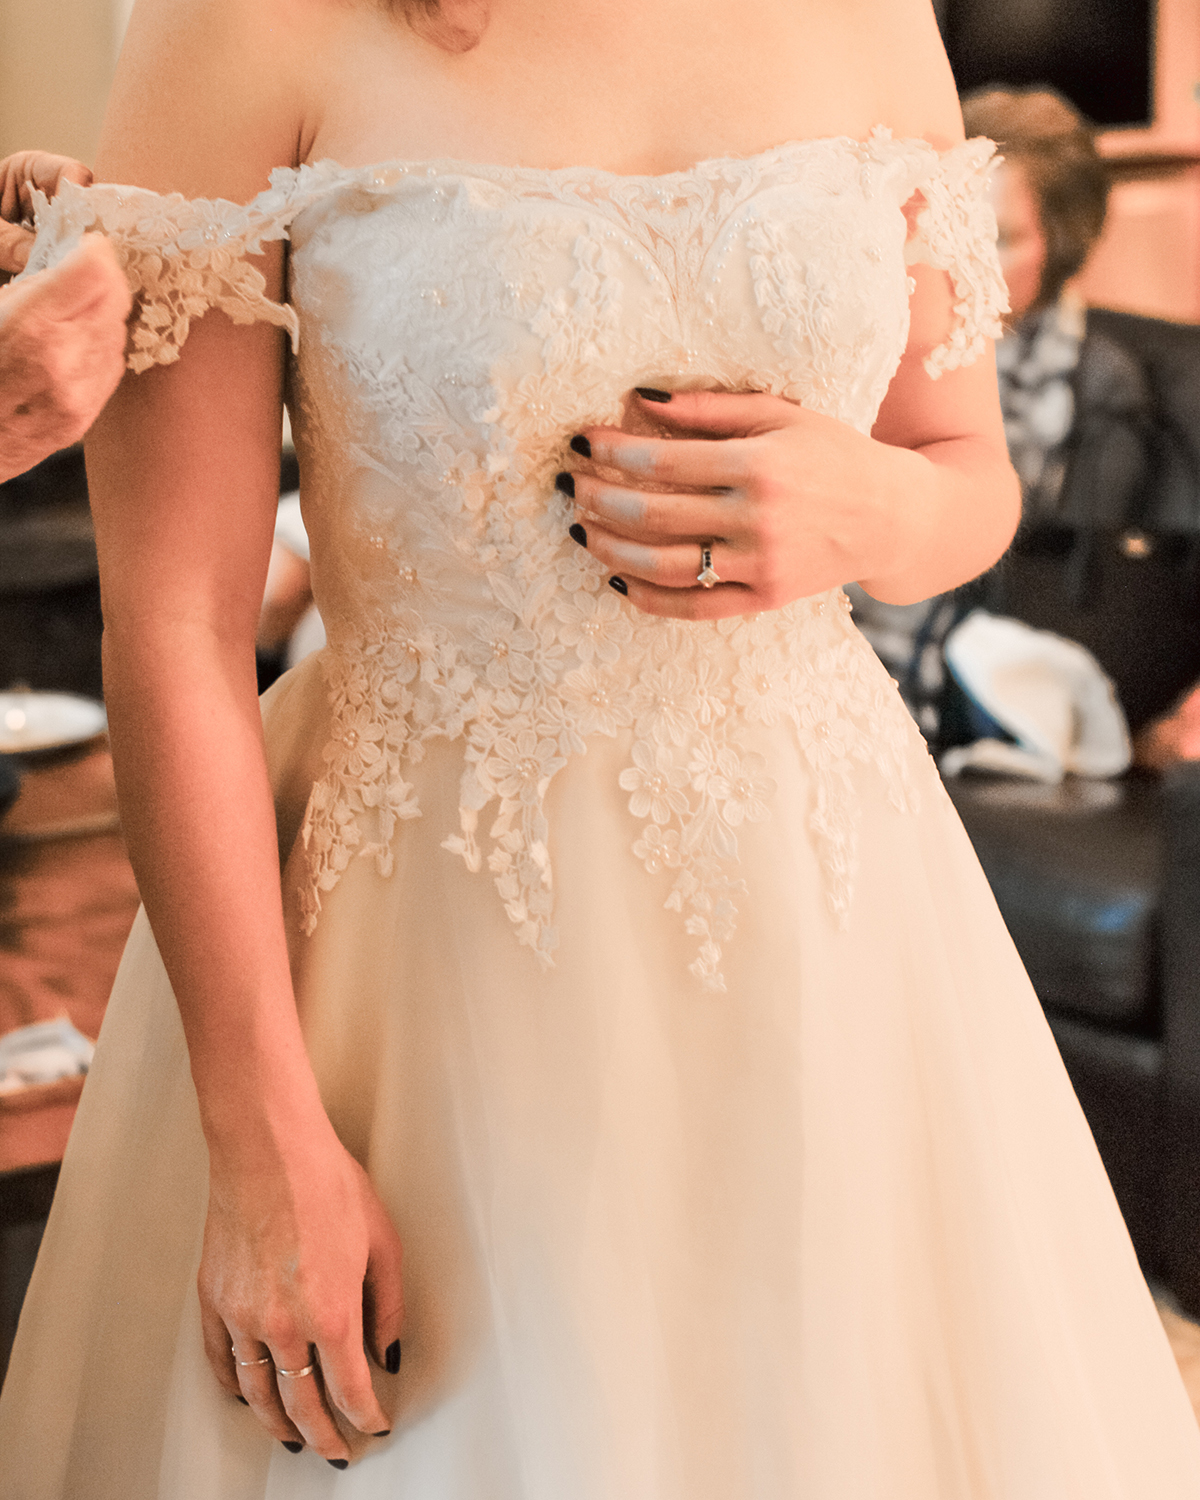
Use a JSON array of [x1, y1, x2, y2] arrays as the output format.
[[0, 692, 107, 753]]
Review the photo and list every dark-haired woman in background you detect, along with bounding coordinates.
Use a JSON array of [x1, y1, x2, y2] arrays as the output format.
[[3, 3, 1200, 1495]]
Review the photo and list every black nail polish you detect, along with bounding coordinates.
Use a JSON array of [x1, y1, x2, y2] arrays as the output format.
[[385, 1340, 402, 1374], [568, 522, 587, 548], [554, 471, 575, 498], [373, 1430, 391, 1437], [608, 576, 628, 596], [635, 387, 672, 402], [282, 1440, 304, 1453], [328, 1458, 350, 1469], [236, 1395, 249, 1406], [569, 434, 591, 458]]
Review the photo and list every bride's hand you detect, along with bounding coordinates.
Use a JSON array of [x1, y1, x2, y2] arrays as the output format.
[[559, 388, 906, 620], [198, 1123, 404, 1465]]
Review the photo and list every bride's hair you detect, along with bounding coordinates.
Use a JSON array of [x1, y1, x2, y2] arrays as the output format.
[[394, 0, 488, 52]]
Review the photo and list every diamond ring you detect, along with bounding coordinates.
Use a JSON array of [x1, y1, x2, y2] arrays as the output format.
[[697, 544, 721, 589]]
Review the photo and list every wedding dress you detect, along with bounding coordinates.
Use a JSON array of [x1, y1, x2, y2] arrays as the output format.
[[4, 132, 1200, 1498]]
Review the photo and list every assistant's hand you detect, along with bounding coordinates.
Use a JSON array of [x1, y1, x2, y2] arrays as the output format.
[[0, 151, 93, 275], [559, 388, 910, 621], [0, 234, 132, 482], [199, 1121, 404, 1466]]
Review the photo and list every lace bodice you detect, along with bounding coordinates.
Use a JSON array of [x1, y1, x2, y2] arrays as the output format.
[[24, 131, 1007, 987]]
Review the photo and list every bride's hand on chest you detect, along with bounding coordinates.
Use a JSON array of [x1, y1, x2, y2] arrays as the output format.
[[559, 388, 921, 619], [560, 333, 1020, 620]]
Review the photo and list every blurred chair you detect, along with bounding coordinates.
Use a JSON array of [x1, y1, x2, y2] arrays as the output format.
[[944, 302, 1200, 1313]]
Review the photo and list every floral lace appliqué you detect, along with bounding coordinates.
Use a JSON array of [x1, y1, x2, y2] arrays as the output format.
[[23, 179, 304, 372], [20, 133, 1001, 987]]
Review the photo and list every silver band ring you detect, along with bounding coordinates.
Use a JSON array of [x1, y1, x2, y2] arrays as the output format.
[[276, 1361, 317, 1379], [236, 1354, 272, 1368], [697, 544, 721, 589]]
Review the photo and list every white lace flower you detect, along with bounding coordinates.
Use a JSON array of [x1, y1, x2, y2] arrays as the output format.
[[705, 750, 775, 827], [560, 664, 633, 738], [632, 824, 682, 874], [733, 647, 792, 726], [797, 699, 857, 773], [555, 589, 632, 665], [618, 742, 689, 824], [486, 730, 566, 806], [504, 373, 576, 437], [418, 438, 490, 514], [324, 701, 386, 782], [378, 633, 425, 689], [630, 663, 704, 747], [555, 548, 603, 594], [465, 610, 538, 691], [175, 206, 259, 271], [134, 204, 189, 243]]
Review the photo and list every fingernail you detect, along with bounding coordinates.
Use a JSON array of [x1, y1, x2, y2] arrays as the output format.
[[373, 1430, 391, 1437], [568, 522, 587, 548], [236, 1395, 249, 1406], [635, 387, 672, 402], [569, 435, 591, 458], [608, 576, 628, 596], [554, 471, 575, 498], [282, 1440, 304, 1453], [328, 1458, 350, 1469], [385, 1340, 402, 1374]]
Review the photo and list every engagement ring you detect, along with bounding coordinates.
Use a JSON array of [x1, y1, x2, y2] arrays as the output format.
[[697, 544, 721, 589]]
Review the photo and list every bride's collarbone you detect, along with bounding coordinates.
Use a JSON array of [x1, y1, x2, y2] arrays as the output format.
[[302, 0, 935, 175]]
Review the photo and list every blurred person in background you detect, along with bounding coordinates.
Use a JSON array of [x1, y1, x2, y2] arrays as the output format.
[[853, 87, 1200, 764], [0, 152, 131, 483]]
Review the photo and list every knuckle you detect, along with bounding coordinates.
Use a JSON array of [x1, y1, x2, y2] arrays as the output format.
[[250, 1400, 295, 1440], [723, 442, 752, 485], [329, 1375, 378, 1423], [606, 485, 647, 527], [622, 439, 658, 479], [756, 566, 789, 610], [260, 1311, 301, 1349], [310, 1309, 351, 1348], [742, 454, 774, 497]]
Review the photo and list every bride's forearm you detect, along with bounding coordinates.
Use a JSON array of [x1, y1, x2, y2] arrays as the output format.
[[855, 433, 1020, 606], [102, 621, 329, 1164]]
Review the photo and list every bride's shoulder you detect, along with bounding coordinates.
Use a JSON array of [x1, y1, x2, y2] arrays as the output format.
[[95, 0, 351, 197], [834, 0, 967, 151]]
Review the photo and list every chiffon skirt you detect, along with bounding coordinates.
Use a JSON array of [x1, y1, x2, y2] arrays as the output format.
[[3, 653, 1200, 1498]]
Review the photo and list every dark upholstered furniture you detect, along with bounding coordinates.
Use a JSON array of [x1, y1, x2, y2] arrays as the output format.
[[946, 767, 1200, 1311], [942, 309, 1200, 1314]]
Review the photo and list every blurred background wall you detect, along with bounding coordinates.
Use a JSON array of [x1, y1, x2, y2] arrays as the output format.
[[0, 0, 129, 165], [938, 0, 1200, 321]]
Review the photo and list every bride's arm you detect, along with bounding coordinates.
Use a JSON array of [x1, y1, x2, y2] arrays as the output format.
[[88, 0, 400, 1463]]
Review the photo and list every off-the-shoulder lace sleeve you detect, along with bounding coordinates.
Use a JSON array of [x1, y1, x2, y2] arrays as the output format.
[[902, 137, 1009, 379], [20, 176, 314, 373]]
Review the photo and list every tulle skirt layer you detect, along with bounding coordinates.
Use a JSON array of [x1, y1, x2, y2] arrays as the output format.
[[3, 654, 1200, 1497]]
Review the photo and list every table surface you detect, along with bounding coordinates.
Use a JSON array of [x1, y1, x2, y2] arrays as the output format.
[[0, 740, 140, 1172]]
